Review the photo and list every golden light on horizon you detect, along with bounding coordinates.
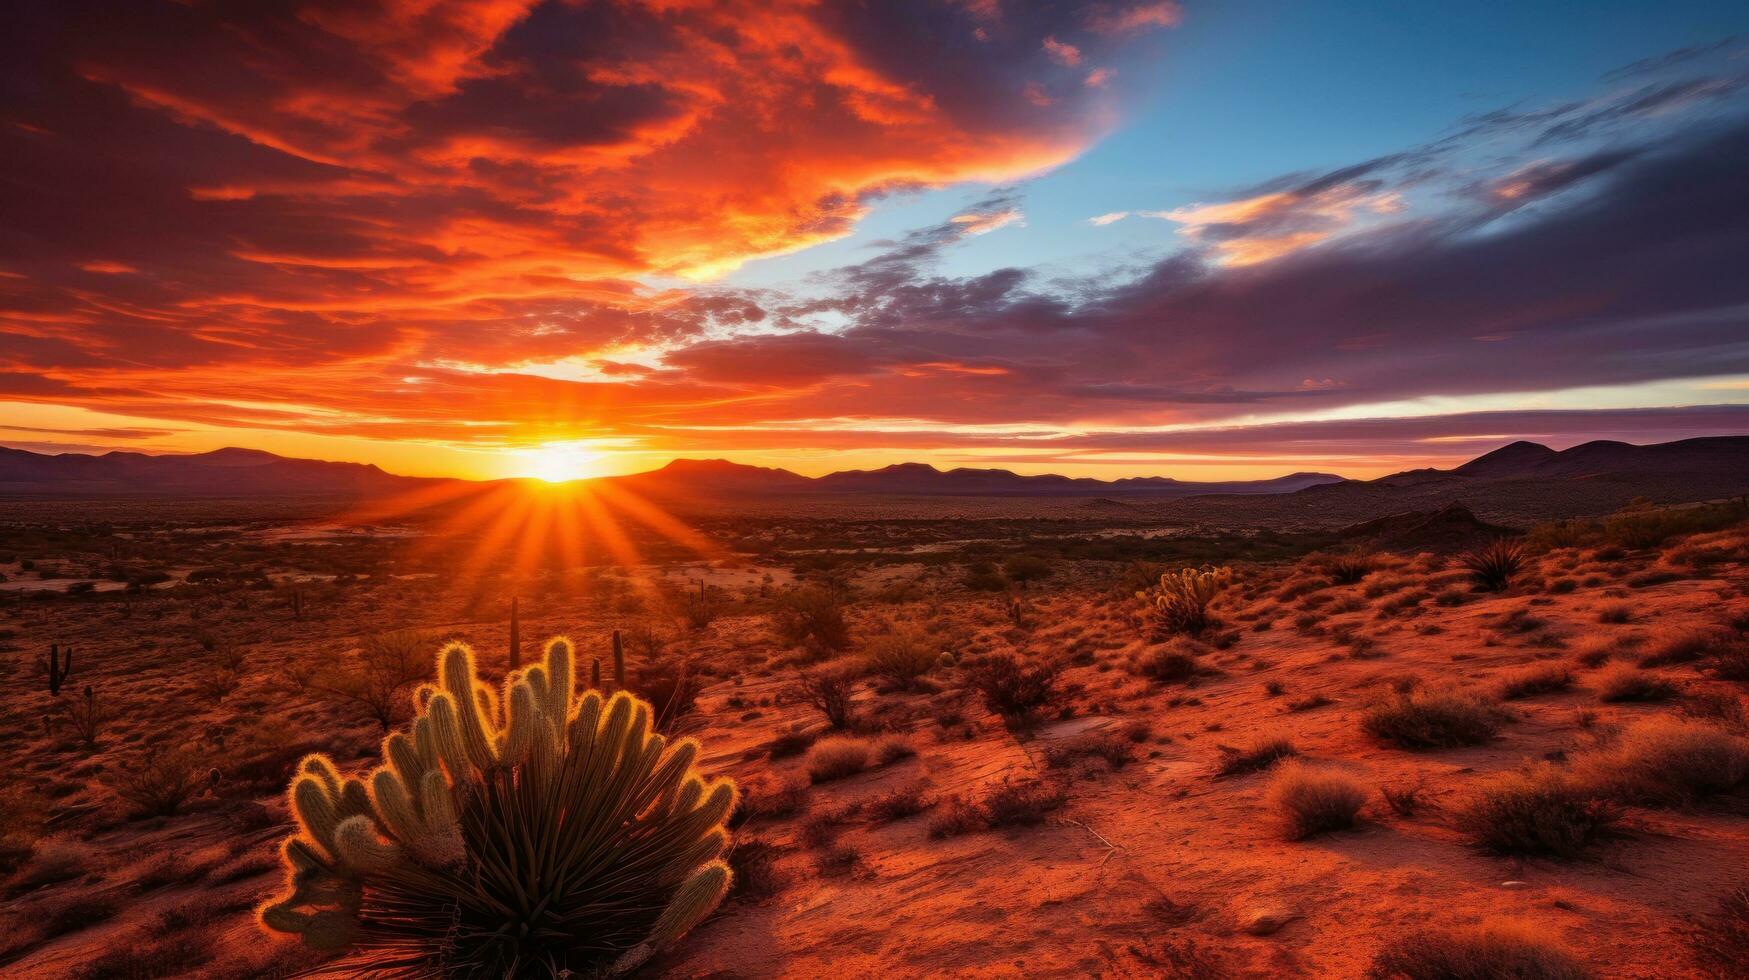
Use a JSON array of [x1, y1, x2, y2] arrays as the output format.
[[515, 442, 607, 483]]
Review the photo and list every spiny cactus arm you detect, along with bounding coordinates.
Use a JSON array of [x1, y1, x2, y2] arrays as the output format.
[[415, 769, 465, 867], [384, 731, 427, 794], [334, 815, 402, 873], [291, 772, 345, 861], [608, 861, 732, 975], [368, 767, 422, 841], [544, 637, 575, 722], [424, 691, 477, 779], [500, 680, 543, 767], [438, 643, 499, 770]]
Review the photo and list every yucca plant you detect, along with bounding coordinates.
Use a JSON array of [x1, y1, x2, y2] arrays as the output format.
[[259, 636, 735, 976], [1460, 539, 1526, 592], [1137, 565, 1233, 637]]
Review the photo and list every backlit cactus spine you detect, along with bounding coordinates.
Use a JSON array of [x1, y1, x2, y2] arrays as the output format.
[[260, 635, 736, 975]]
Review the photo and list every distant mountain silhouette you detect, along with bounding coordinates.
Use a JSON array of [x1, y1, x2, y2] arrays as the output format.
[[0, 446, 433, 497], [1, 437, 1743, 502]]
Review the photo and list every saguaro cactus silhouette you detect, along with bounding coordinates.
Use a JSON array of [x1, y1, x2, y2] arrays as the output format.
[[508, 596, 521, 671], [259, 635, 735, 975], [46, 644, 72, 696]]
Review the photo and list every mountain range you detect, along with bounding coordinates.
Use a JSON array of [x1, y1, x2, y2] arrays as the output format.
[[0, 437, 1744, 501]]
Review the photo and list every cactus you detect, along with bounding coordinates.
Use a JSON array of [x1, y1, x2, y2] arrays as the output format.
[[508, 596, 521, 671], [46, 644, 72, 696], [1137, 565, 1233, 637], [591, 656, 602, 690], [259, 634, 735, 975]]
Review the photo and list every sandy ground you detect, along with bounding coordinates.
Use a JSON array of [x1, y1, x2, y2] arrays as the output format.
[[2, 519, 1747, 978]]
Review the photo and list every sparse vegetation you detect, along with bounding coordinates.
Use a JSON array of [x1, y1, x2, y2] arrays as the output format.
[[1215, 735, 1296, 777], [964, 652, 1062, 723], [1267, 761, 1367, 839], [864, 624, 939, 689], [1137, 565, 1232, 637], [1497, 664, 1573, 700], [1362, 688, 1504, 749], [1594, 662, 1678, 703], [1460, 539, 1527, 592], [806, 736, 872, 783], [1366, 921, 1591, 980], [1456, 765, 1619, 858]]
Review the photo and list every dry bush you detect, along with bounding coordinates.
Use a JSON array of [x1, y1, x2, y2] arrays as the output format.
[[1366, 921, 1591, 980], [1461, 540, 1527, 592], [765, 727, 817, 759], [1362, 688, 1504, 749], [864, 625, 938, 690], [1044, 732, 1135, 770], [964, 652, 1061, 722], [870, 734, 916, 766], [1638, 629, 1721, 668], [1380, 782, 1428, 818], [1596, 602, 1634, 624], [773, 584, 851, 652], [1497, 665, 1574, 700], [108, 744, 210, 817], [1267, 761, 1367, 839], [795, 666, 858, 729], [629, 657, 703, 732], [981, 777, 1068, 829], [1594, 662, 1677, 703], [806, 737, 871, 783], [928, 778, 1066, 837], [1324, 553, 1376, 585], [1711, 645, 1749, 682], [861, 782, 932, 823], [726, 839, 785, 901], [1685, 885, 1749, 978], [1572, 717, 1749, 806], [1456, 765, 1619, 858], [1134, 638, 1206, 684], [1215, 735, 1296, 777], [292, 628, 428, 730], [1570, 635, 1619, 668]]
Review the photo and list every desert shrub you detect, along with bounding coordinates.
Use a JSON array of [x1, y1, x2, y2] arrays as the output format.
[[1001, 554, 1053, 584], [292, 628, 428, 731], [1601, 498, 1748, 551], [726, 840, 784, 901], [765, 727, 817, 759], [259, 638, 735, 976], [1686, 885, 1749, 978], [772, 584, 851, 651], [1572, 717, 1749, 806], [1497, 665, 1573, 700], [1366, 921, 1591, 980], [1044, 732, 1135, 770], [861, 783, 932, 823], [964, 652, 1061, 722], [109, 744, 209, 817], [806, 737, 871, 783], [629, 657, 703, 731], [1594, 663, 1677, 703], [1460, 539, 1526, 592], [1134, 640, 1205, 684], [1380, 783, 1426, 818], [1637, 629, 1719, 668], [795, 666, 858, 729], [1215, 735, 1296, 777], [1362, 688, 1504, 749], [1456, 766, 1619, 858], [1711, 645, 1749, 682], [1267, 762, 1367, 839], [1596, 603, 1634, 624], [1137, 565, 1232, 637], [864, 625, 938, 689], [980, 778, 1068, 829], [870, 735, 916, 766], [1324, 553, 1375, 585]]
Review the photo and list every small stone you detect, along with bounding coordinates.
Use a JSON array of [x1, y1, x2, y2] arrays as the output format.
[[1501, 880, 1530, 889], [1242, 909, 1296, 935]]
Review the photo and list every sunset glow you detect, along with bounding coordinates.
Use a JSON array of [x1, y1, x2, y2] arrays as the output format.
[[2, 2, 1746, 480]]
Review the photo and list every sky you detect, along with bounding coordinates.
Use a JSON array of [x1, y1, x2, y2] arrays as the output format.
[[2, 0, 1747, 482]]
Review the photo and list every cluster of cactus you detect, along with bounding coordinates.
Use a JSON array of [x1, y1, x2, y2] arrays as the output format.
[[1137, 565, 1233, 637], [259, 635, 736, 975]]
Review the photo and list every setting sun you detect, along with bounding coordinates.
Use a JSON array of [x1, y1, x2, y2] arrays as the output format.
[[516, 442, 604, 483]]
